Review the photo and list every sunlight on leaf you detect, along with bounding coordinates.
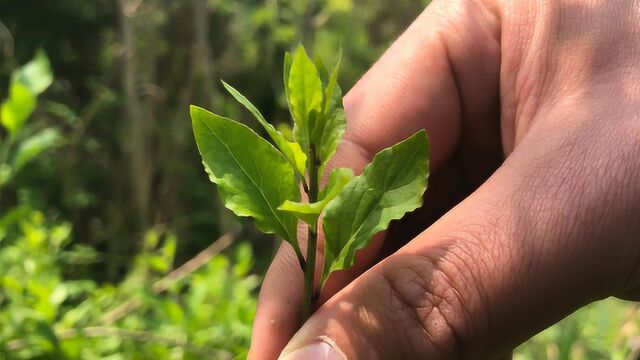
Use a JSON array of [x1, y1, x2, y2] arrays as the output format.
[[191, 106, 300, 248], [322, 130, 430, 284], [287, 45, 323, 152]]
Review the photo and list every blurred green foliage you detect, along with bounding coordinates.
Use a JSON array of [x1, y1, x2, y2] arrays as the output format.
[[517, 299, 640, 360], [0, 50, 58, 189], [0, 210, 257, 358], [0, 0, 428, 279], [0, 49, 256, 358], [0, 0, 638, 358]]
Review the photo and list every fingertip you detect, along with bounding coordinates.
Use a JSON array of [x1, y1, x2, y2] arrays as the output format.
[[249, 311, 292, 360], [279, 337, 346, 360]]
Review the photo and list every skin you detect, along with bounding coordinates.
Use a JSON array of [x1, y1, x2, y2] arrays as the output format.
[[249, 0, 640, 358]]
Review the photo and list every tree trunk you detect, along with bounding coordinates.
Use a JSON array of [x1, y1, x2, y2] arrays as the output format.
[[191, 0, 235, 234], [118, 0, 151, 231]]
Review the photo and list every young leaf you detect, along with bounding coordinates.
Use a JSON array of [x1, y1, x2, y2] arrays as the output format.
[[278, 167, 353, 228], [321, 47, 343, 117], [277, 201, 319, 230], [319, 167, 354, 201], [314, 55, 330, 87], [322, 130, 430, 284], [190, 105, 300, 247], [287, 45, 323, 152], [314, 109, 346, 181], [221, 81, 307, 177], [283, 51, 293, 109], [312, 50, 345, 180], [277, 122, 294, 141]]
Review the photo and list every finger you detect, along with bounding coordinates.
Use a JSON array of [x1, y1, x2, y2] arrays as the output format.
[[278, 87, 640, 359], [249, 139, 381, 360], [343, 0, 501, 172], [250, 0, 502, 357], [249, 231, 383, 360], [249, 156, 468, 360], [277, 130, 625, 360]]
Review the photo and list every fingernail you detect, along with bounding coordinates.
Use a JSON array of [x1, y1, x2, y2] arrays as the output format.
[[279, 340, 345, 360]]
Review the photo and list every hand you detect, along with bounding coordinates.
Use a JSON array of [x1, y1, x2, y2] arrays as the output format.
[[249, 0, 640, 358]]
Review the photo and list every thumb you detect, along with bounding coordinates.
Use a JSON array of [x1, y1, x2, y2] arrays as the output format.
[[276, 137, 622, 359]]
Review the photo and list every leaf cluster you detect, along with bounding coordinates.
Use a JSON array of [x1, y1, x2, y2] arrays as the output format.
[[191, 45, 430, 290]]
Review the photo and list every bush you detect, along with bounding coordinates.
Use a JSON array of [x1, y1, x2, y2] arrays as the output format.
[[0, 215, 257, 359]]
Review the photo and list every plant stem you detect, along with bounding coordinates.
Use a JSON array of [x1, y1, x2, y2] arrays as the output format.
[[300, 144, 319, 324]]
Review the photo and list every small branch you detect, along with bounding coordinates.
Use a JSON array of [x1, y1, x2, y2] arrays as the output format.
[[102, 230, 238, 324], [300, 144, 319, 324], [300, 221, 318, 323]]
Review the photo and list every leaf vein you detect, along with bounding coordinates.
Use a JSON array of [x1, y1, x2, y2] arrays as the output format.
[[201, 119, 295, 241]]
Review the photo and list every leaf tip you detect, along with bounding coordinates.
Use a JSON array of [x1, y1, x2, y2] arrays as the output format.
[[189, 105, 213, 126], [220, 79, 232, 90], [221, 80, 239, 99], [295, 43, 307, 55], [189, 104, 203, 119], [405, 129, 430, 150]]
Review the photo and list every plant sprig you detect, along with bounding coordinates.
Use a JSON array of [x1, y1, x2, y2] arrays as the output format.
[[191, 44, 430, 325]]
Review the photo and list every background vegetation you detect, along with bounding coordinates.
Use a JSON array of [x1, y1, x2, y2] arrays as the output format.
[[0, 0, 637, 358]]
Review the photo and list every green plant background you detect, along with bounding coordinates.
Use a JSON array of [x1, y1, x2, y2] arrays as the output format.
[[0, 0, 637, 358]]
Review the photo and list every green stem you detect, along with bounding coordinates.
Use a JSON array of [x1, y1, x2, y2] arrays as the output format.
[[293, 243, 306, 270], [300, 144, 319, 324]]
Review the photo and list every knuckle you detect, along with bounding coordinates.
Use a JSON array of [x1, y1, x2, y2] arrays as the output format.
[[370, 238, 488, 359]]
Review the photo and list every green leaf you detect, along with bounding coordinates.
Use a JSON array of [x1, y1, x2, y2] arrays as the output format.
[[314, 55, 330, 86], [322, 130, 430, 284], [287, 45, 323, 152], [277, 122, 294, 141], [278, 200, 320, 230], [11, 128, 61, 174], [283, 51, 293, 109], [222, 81, 307, 177], [319, 167, 353, 201], [0, 51, 53, 136], [12, 50, 53, 95], [279, 167, 353, 228], [321, 47, 343, 117], [312, 49, 344, 180], [1, 82, 36, 135], [191, 105, 300, 247], [314, 109, 346, 181]]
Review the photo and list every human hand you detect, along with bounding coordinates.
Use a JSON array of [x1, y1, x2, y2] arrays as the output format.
[[249, 0, 640, 358]]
